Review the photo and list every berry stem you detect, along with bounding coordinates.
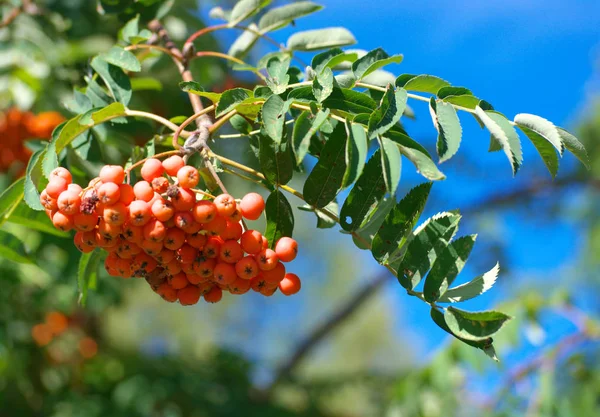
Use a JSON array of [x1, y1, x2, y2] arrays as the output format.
[[190, 188, 217, 199]]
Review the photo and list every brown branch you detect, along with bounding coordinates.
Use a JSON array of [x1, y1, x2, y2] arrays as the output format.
[[262, 270, 392, 397]]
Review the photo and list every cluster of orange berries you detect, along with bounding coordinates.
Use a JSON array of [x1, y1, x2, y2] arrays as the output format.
[[40, 155, 302, 305], [31, 311, 98, 359], [0, 108, 64, 173]]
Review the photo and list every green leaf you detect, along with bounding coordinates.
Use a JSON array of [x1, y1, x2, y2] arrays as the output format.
[[558, 127, 590, 170], [228, 23, 260, 59], [352, 48, 403, 81], [266, 56, 291, 94], [90, 57, 132, 105], [443, 94, 481, 109], [518, 125, 559, 178], [293, 109, 330, 164], [514, 113, 563, 155], [475, 107, 523, 175], [0, 178, 24, 218], [342, 121, 368, 188], [397, 212, 462, 290], [264, 190, 294, 246], [311, 48, 359, 75], [368, 86, 408, 139], [78, 249, 102, 306], [258, 1, 323, 33], [423, 235, 477, 302], [100, 46, 141, 72], [0, 230, 33, 264], [131, 77, 163, 91], [7, 203, 69, 238], [312, 67, 334, 103], [259, 133, 294, 185], [438, 263, 500, 303], [287, 27, 356, 51], [216, 88, 252, 117], [377, 136, 401, 196], [325, 88, 376, 114], [350, 196, 395, 250], [437, 86, 472, 99], [340, 150, 386, 231], [229, 0, 271, 26], [261, 95, 290, 144], [371, 183, 432, 264], [395, 74, 451, 95], [42, 141, 58, 179], [444, 307, 512, 342], [430, 99, 462, 163], [24, 149, 45, 211], [179, 81, 222, 102], [303, 123, 348, 208], [299, 200, 338, 229], [430, 308, 498, 361], [120, 15, 139, 43]]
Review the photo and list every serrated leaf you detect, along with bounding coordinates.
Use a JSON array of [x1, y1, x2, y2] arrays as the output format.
[[313, 67, 334, 103], [350, 196, 395, 250], [423, 235, 477, 302], [514, 113, 563, 155], [437, 86, 472, 99], [444, 307, 512, 342], [287, 27, 356, 51], [377, 136, 401, 196], [258, 1, 323, 33], [7, 203, 69, 237], [368, 86, 407, 139], [342, 121, 368, 188], [261, 95, 290, 145], [397, 212, 461, 290], [228, 23, 260, 59], [264, 190, 294, 246], [90, 57, 132, 105], [325, 88, 376, 114], [42, 134, 59, 179], [266, 56, 291, 94], [216, 88, 252, 117], [259, 133, 294, 185], [179, 81, 222, 102], [340, 150, 386, 231], [430, 99, 462, 163], [475, 107, 522, 175], [558, 127, 590, 170], [395, 74, 451, 95], [438, 263, 500, 303], [293, 109, 330, 164], [352, 48, 403, 81], [0, 230, 33, 264], [24, 149, 45, 211], [443, 94, 480, 109], [303, 123, 347, 208], [100, 46, 141, 72], [78, 249, 102, 306], [229, 0, 272, 26], [0, 178, 24, 219], [518, 125, 559, 178], [371, 183, 432, 264]]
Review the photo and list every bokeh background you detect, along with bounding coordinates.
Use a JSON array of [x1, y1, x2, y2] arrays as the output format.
[[0, 0, 599, 416]]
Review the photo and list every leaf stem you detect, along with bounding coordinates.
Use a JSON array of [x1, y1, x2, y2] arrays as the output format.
[[171, 105, 216, 149], [194, 51, 267, 82], [209, 109, 238, 134], [124, 44, 183, 63]]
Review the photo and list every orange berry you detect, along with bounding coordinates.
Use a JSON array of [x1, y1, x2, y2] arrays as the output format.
[[133, 181, 154, 202], [169, 272, 189, 290], [97, 182, 121, 205], [204, 286, 223, 303], [240, 230, 263, 255], [256, 248, 278, 271], [141, 158, 165, 182], [219, 240, 244, 264], [40, 190, 58, 211], [228, 277, 252, 294], [260, 286, 278, 297], [45, 312, 68, 335], [262, 261, 286, 284], [52, 211, 74, 231], [67, 183, 83, 195], [31, 323, 53, 346], [228, 208, 243, 222], [57, 190, 81, 215], [222, 220, 243, 241], [164, 227, 186, 250], [119, 183, 135, 205], [103, 202, 128, 226], [178, 285, 201, 305], [155, 248, 176, 265], [105, 252, 119, 270], [164, 259, 182, 276], [46, 177, 69, 199], [192, 200, 217, 223], [81, 231, 97, 247], [128, 200, 151, 226], [50, 167, 72, 184], [214, 193, 237, 217], [279, 273, 301, 295], [261, 236, 269, 249], [130, 253, 157, 275], [151, 198, 174, 222], [157, 283, 178, 302], [240, 192, 265, 220], [203, 215, 227, 236], [123, 223, 144, 243], [203, 237, 222, 258], [140, 239, 163, 256], [250, 275, 276, 293], [177, 165, 199, 188], [152, 177, 169, 193], [99, 165, 125, 184], [73, 212, 98, 232], [115, 258, 133, 277], [235, 256, 259, 280], [275, 237, 298, 263], [177, 244, 197, 264], [194, 258, 216, 279], [171, 187, 195, 211], [143, 219, 166, 242], [78, 337, 98, 359], [186, 232, 207, 249], [174, 211, 195, 232], [214, 262, 237, 285], [162, 155, 185, 176]]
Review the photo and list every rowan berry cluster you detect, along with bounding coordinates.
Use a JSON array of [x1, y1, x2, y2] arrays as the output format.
[[0, 108, 64, 173], [40, 155, 302, 305], [31, 311, 98, 360]]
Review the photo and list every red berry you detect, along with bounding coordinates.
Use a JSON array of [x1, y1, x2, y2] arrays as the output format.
[[177, 166, 199, 189], [240, 192, 265, 220], [275, 237, 298, 263], [214, 194, 237, 217], [141, 158, 165, 182], [99, 165, 125, 184], [162, 155, 185, 176], [240, 230, 263, 255], [279, 273, 301, 295]]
